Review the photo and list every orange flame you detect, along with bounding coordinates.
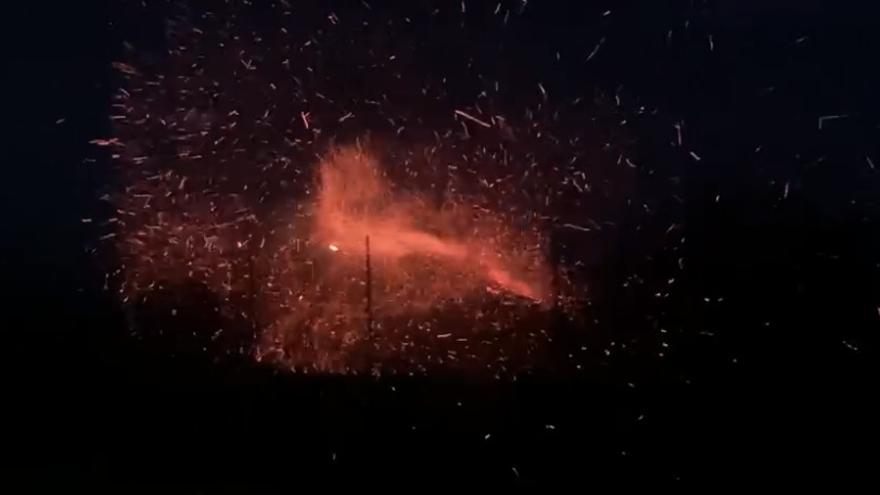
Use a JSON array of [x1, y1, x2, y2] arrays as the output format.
[[312, 145, 550, 303], [116, 142, 555, 372], [255, 144, 553, 370]]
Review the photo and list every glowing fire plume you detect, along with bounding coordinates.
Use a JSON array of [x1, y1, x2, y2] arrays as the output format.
[[115, 140, 555, 373], [313, 145, 550, 302], [255, 144, 553, 371]]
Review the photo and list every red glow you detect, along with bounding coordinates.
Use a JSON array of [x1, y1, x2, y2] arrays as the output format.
[[313, 145, 550, 302], [114, 142, 555, 373], [252, 144, 554, 370]]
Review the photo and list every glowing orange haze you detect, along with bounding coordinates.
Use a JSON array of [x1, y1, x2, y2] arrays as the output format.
[[313, 145, 551, 303], [115, 142, 554, 371]]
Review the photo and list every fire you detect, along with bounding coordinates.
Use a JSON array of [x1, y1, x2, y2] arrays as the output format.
[[100, 4, 589, 375], [253, 144, 554, 370], [312, 145, 550, 302], [112, 140, 555, 373]]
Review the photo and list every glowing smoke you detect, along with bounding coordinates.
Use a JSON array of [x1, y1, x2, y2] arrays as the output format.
[[254, 143, 553, 371], [313, 145, 550, 302]]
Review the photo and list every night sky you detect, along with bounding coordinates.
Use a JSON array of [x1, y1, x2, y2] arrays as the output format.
[[4, 0, 878, 490]]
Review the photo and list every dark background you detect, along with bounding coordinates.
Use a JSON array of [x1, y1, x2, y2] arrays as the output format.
[[3, 0, 878, 490]]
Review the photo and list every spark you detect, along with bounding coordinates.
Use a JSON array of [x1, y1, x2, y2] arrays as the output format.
[[454, 109, 492, 128], [586, 37, 605, 62], [818, 114, 847, 130], [89, 138, 121, 147], [561, 223, 591, 233]]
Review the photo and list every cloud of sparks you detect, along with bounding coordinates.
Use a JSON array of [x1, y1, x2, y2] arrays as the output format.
[[112, 137, 556, 373], [99, 1, 635, 375], [254, 143, 553, 372]]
